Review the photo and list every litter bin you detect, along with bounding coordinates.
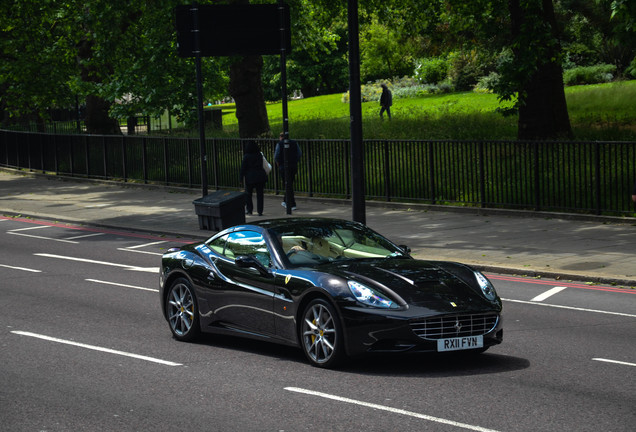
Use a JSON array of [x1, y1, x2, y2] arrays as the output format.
[[193, 190, 246, 231]]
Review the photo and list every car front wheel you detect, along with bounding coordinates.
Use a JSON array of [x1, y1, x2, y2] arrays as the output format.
[[166, 277, 200, 342], [300, 298, 344, 368]]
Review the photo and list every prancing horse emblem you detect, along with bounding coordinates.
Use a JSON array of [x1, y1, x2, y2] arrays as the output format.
[[454, 318, 462, 333]]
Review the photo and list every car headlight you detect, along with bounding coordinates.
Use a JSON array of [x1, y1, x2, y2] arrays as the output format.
[[348, 281, 398, 309], [475, 271, 497, 300]]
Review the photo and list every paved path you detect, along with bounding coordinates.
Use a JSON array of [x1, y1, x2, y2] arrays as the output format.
[[1, 168, 634, 287]]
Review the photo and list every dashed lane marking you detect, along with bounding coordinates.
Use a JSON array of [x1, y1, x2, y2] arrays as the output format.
[[531, 286, 567, 302], [11, 331, 182, 366], [86, 279, 158, 292], [285, 387, 501, 432]]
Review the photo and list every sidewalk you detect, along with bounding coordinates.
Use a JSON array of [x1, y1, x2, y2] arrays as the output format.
[[1, 168, 634, 287]]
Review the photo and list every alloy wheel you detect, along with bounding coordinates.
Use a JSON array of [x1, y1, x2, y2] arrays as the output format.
[[167, 279, 199, 341], [301, 300, 341, 367]]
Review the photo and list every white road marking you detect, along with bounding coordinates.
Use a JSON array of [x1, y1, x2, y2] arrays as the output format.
[[34, 253, 159, 273], [125, 240, 168, 249], [285, 387, 501, 432], [117, 248, 163, 256], [531, 286, 567, 302], [11, 331, 182, 366], [0, 263, 42, 273], [502, 298, 636, 318], [592, 358, 636, 367], [8, 232, 78, 243], [8, 226, 51, 232], [65, 232, 106, 240], [86, 279, 158, 292]]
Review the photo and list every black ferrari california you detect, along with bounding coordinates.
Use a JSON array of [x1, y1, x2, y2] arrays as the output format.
[[160, 218, 503, 368]]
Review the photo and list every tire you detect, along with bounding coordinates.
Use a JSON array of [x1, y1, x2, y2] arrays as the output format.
[[300, 298, 344, 368], [166, 277, 200, 342]]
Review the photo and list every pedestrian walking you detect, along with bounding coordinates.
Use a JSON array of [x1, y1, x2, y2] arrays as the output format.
[[274, 132, 302, 210], [632, 180, 636, 203], [240, 141, 268, 216], [379, 83, 392, 120]]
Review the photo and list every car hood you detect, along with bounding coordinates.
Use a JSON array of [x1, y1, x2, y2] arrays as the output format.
[[321, 259, 496, 312]]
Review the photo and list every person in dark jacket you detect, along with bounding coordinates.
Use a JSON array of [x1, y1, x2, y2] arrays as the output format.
[[274, 132, 302, 210], [240, 141, 268, 216], [379, 83, 392, 120]]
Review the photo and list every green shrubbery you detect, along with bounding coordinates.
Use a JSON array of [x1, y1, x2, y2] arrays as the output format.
[[563, 64, 617, 85], [414, 57, 450, 84], [474, 72, 500, 93], [341, 77, 455, 104]]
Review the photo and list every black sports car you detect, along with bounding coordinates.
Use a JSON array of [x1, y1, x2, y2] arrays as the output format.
[[160, 218, 503, 368]]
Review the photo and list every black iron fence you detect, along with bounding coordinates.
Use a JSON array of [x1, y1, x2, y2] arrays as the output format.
[[4, 115, 171, 136], [1, 129, 635, 216]]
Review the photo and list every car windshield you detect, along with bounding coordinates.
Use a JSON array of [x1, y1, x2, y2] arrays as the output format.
[[269, 221, 408, 266]]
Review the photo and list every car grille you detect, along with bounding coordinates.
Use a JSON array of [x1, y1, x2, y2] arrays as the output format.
[[410, 313, 499, 340]]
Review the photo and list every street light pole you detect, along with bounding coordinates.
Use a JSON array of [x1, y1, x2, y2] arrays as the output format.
[[279, 0, 292, 215], [191, 3, 208, 198], [348, 0, 365, 224]]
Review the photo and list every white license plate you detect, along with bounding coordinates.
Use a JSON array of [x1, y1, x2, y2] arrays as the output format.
[[437, 335, 483, 352]]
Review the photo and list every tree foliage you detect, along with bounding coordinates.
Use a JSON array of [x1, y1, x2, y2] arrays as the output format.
[[1, 0, 634, 139]]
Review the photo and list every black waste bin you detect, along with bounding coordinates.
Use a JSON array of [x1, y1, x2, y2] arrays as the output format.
[[193, 190, 246, 231]]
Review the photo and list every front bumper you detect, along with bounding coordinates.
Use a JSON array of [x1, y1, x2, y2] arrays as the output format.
[[340, 305, 503, 357]]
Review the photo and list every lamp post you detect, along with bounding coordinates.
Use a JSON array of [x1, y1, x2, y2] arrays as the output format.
[[279, 0, 292, 215], [348, 0, 365, 224]]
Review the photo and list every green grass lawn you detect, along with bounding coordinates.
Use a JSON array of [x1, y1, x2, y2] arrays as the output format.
[[214, 80, 636, 141]]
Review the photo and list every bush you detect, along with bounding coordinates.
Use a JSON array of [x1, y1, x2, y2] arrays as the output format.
[[626, 58, 636, 79], [447, 50, 491, 91], [474, 72, 500, 93], [414, 57, 449, 84], [563, 64, 617, 86], [341, 77, 455, 103]]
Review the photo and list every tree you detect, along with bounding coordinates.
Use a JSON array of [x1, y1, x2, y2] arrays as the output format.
[[0, 1, 77, 128], [437, 0, 572, 139], [359, 18, 415, 82], [1, 0, 229, 133], [502, 0, 572, 139], [229, 54, 270, 137], [262, 0, 349, 100]]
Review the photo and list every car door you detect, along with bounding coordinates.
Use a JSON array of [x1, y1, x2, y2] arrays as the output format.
[[206, 230, 277, 336]]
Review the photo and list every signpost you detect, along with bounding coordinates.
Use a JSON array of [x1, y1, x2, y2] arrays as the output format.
[[176, 2, 366, 223], [175, 3, 291, 198]]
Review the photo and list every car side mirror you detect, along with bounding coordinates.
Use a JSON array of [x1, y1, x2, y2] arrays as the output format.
[[399, 245, 411, 255], [235, 255, 272, 277]]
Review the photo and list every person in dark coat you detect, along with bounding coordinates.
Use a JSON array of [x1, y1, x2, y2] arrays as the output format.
[[274, 132, 302, 210], [379, 83, 392, 120], [240, 141, 268, 216]]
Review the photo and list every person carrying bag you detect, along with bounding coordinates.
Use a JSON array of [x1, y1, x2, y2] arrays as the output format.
[[240, 141, 268, 216]]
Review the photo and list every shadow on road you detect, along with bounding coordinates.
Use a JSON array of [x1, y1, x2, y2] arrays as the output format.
[[193, 333, 529, 376]]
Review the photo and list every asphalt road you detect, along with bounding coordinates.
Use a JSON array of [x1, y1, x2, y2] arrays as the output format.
[[1, 217, 634, 432]]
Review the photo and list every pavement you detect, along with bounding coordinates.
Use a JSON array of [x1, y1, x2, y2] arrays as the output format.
[[1, 168, 635, 287]]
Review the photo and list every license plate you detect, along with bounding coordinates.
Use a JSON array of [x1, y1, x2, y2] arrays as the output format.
[[437, 335, 483, 352]]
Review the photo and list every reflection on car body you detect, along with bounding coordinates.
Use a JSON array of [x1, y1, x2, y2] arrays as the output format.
[[159, 218, 503, 368]]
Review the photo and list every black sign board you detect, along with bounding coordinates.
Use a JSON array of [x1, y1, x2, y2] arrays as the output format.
[[176, 4, 291, 57]]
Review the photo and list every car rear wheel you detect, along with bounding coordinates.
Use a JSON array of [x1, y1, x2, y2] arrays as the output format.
[[300, 298, 344, 368], [166, 278, 200, 342]]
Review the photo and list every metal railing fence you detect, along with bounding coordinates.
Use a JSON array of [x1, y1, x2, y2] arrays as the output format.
[[1, 129, 635, 216]]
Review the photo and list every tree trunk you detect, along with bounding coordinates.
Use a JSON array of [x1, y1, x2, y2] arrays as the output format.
[[510, 0, 572, 140], [229, 55, 270, 138], [77, 39, 121, 135], [84, 96, 121, 135]]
